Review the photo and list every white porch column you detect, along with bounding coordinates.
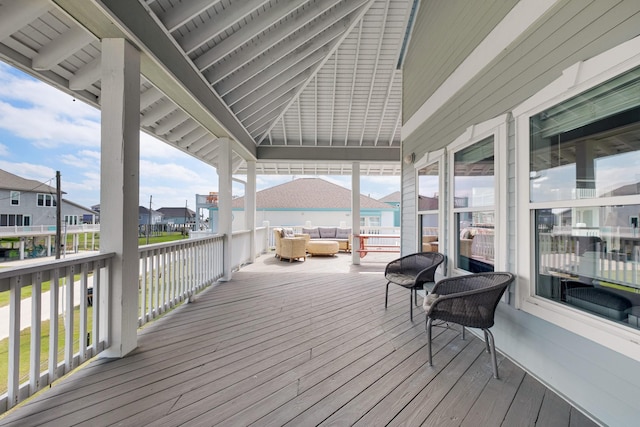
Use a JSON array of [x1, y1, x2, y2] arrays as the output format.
[[352, 162, 361, 265], [218, 138, 233, 280], [246, 160, 257, 263], [99, 39, 140, 358]]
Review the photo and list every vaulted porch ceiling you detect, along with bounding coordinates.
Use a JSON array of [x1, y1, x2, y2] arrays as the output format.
[[0, 0, 415, 176]]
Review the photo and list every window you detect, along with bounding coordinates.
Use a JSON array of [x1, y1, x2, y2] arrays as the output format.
[[64, 215, 79, 225], [418, 160, 440, 253], [529, 67, 640, 330], [0, 214, 30, 226], [448, 116, 507, 274], [10, 191, 19, 206], [360, 216, 381, 227], [453, 137, 495, 273], [37, 193, 56, 207]]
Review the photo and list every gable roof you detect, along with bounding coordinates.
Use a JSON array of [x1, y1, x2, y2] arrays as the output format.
[[0, 169, 59, 193], [157, 207, 196, 218], [233, 178, 393, 210], [379, 191, 401, 203]]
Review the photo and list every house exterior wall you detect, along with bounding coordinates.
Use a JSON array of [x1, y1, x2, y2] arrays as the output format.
[[231, 208, 396, 231], [0, 189, 95, 226], [401, 1, 640, 425]]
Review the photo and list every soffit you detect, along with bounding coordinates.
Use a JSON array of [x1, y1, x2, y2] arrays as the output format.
[[0, 0, 416, 175]]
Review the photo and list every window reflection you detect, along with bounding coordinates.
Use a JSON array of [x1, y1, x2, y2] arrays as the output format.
[[418, 161, 439, 252]]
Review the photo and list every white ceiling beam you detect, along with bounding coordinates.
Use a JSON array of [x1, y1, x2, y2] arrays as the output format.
[[159, 0, 223, 33], [314, 76, 317, 146], [194, 0, 309, 71], [32, 26, 95, 70], [139, 86, 164, 110], [179, 0, 270, 54], [196, 140, 218, 157], [154, 110, 189, 135], [211, 12, 353, 95], [373, 70, 398, 146], [140, 100, 176, 127], [177, 127, 209, 148], [222, 44, 329, 106], [233, 71, 309, 116], [167, 119, 201, 142], [0, 0, 50, 41], [241, 90, 296, 128], [256, 0, 375, 145], [330, 50, 338, 145], [344, 20, 364, 145], [186, 134, 214, 153], [69, 57, 100, 90], [359, 0, 392, 146], [204, 0, 343, 84]]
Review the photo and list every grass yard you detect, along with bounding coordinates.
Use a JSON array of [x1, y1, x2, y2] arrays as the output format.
[[0, 306, 92, 396]]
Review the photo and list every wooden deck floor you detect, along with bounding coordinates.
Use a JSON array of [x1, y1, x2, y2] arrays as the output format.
[[0, 252, 598, 426]]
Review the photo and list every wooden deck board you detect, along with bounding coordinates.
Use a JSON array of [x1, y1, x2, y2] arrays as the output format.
[[0, 252, 599, 427]]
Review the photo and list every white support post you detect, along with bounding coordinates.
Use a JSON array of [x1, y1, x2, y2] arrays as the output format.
[[218, 138, 233, 281], [99, 38, 140, 358], [246, 160, 257, 262], [352, 162, 361, 265]]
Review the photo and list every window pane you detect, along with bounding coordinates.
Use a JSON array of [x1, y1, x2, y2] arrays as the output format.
[[454, 136, 494, 208], [38, 194, 44, 206], [535, 205, 640, 329], [418, 162, 439, 211], [530, 67, 640, 203], [10, 191, 19, 205], [456, 211, 494, 273], [420, 214, 439, 252]]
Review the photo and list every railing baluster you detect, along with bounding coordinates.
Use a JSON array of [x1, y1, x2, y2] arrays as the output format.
[[30, 272, 42, 395], [49, 268, 59, 384], [8, 276, 22, 408], [64, 266, 75, 372], [79, 262, 89, 362]]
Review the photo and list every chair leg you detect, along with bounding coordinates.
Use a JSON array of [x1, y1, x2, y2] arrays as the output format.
[[483, 330, 491, 354], [385, 281, 390, 308], [485, 329, 499, 379], [427, 317, 433, 366], [409, 291, 413, 321], [461, 325, 466, 340]]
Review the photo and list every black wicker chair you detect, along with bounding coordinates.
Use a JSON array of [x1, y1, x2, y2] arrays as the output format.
[[384, 252, 445, 321], [423, 272, 515, 378]]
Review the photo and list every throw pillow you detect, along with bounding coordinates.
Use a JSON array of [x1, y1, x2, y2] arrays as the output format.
[[336, 228, 351, 239], [302, 227, 320, 238], [283, 228, 295, 237], [422, 293, 439, 312], [318, 227, 337, 238]]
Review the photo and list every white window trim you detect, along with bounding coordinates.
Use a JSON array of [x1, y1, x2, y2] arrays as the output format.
[[10, 191, 20, 206], [513, 34, 640, 361], [447, 115, 508, 275], [415, 149, 445, 254]]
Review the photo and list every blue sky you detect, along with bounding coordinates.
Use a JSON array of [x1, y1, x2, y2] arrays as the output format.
[[0, 62, 399, 211]]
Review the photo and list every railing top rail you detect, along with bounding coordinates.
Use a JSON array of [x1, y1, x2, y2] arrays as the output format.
[[138, 234, 224, 252]]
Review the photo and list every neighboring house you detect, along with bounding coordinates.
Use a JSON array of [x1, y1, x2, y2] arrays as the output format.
[[228, 178, 397, 231], [157, 207, 196, 226], [0, 168, 97, 226], [138, 206, 163, 227], [379, 191, 400, 226]]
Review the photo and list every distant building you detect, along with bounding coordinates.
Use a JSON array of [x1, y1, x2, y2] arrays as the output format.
[[0, 169, 97, 226], [138, 206, 163, 226], [379, 191, 401, 226], [228, 178, 397, 230], [157, 207, 195, 226]]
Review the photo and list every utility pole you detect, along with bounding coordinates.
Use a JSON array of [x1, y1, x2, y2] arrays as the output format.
[[55, 171, 62, 259], [147, 195, 152, 245]]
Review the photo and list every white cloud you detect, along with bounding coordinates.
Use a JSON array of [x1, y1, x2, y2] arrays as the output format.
[[0, 142, 8, 156], [0, 160, 57, 185]]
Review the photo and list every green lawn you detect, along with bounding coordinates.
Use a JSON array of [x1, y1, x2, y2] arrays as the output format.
[[0, 306, 92, 396]]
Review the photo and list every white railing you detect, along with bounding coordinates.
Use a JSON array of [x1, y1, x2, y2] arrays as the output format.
[[538, 233, 640, 288], [0, 252, 114, 413], [0, 224, 100, 236], [138, 235, 225, 327], [1, 234, 229, 414]]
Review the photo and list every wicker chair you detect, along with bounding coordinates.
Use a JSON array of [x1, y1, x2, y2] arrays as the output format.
[[384, 252, 445, 321], [423, 272, 515, 378]]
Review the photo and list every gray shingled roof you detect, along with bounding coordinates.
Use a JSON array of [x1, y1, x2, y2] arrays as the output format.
[[378, 191, 401, 203], [232, 178, 393, 209], [0, 169, 58, 193], [157, 207, 196, 218]]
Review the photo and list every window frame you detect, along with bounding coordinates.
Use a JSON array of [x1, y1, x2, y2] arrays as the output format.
[[10, 191, 20, 206], [415, 148, 445, 254], [37, 193, 56, 207], [447, 115, 508, 275], [513, 36, 640, 361]]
